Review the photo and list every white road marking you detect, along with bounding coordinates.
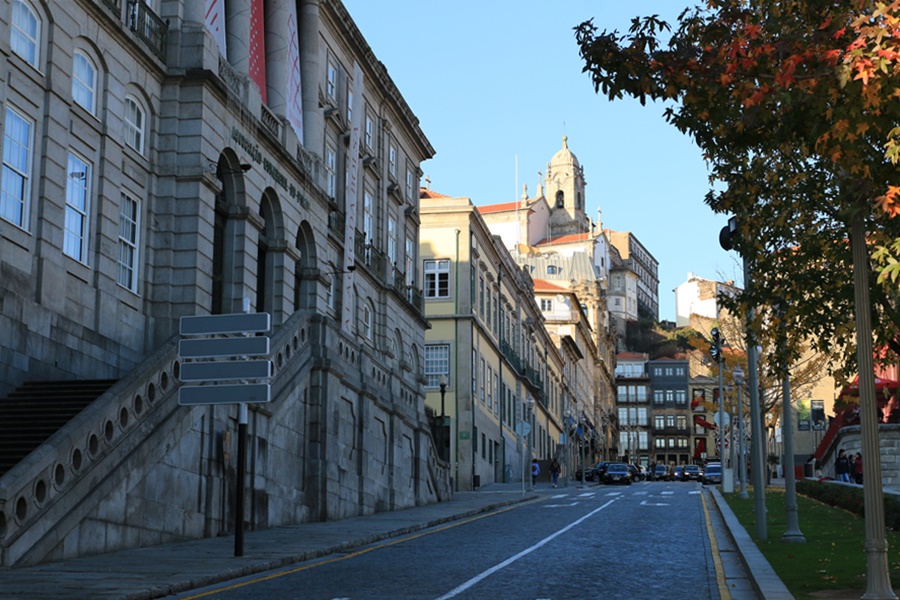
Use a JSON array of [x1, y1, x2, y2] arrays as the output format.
[[545, 502, 580, 508], [661, 491, 674, 495], [632, 491, 648, 495], [605, 491, 624, 496], [689, 490, 701, 494], [577, 492, 595, 498], [640, 500, 670, 506], [434, 498, 619, 600], [550, 494, 569, 499]]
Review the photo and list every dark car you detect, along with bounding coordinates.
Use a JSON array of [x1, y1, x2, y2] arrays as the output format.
[[683, 464, 702, 481], [626, 464, 644, 482], [702, 462, 722, 485], [603, 462, 632, 485], [672, 465, 684, 481], [573, 462, 605, 482], [653, 464, 669, 481], [590, 461, 610, 482]]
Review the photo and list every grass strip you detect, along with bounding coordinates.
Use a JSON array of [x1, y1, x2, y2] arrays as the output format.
[[722, 487, 900, 599]]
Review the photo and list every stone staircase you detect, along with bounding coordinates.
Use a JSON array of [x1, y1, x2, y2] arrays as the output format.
[[0, 380, 117, 478]]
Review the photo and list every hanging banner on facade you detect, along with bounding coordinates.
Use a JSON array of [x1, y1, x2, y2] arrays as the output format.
[[285, 0, 304, 143], [341, 61, 364, 334], [249, 0, 267, 103], [811, 399, 826, 430], [204, 0, 227, 56], [797, 398, 811, 431]]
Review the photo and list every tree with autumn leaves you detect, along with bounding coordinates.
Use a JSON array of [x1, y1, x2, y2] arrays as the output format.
[[575, 0, 900, 381]]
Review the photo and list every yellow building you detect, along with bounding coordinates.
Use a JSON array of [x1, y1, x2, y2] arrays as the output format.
[[420, 190, 574, 490]]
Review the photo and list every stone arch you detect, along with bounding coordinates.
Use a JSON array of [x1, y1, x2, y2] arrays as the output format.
[[212, 150, 249, 314], [256, 189, 284, 316], [293, 220, 318, 311]]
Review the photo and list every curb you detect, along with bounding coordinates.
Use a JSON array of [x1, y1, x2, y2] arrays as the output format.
[[711, 488, 795, 600]]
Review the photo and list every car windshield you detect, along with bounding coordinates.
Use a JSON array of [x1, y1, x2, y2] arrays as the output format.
[[685, 466, 699, 471], [705, 465, 721, 473], [608, 464, 627, 472]]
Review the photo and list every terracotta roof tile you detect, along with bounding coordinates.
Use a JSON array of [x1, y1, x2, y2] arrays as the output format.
[[420, 188, 451, 199], [532, 279, 568, 292], [535, 232, 592, 245]]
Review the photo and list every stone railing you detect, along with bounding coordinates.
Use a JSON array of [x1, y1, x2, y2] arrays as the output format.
[[0, 309, 319, 567]]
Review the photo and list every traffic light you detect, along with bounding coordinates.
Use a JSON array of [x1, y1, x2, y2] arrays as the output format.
[[709, 327, 723, 362]]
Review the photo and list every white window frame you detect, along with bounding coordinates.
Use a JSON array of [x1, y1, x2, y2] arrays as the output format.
[[363, 189, 374, 243], [387, 217, 396, 265], [326, 59, 337, 101], [346, 87, 353, 124], [364, 113, 374, 150], [388, 141, 397, 178], [325, 142, 337, 198], [124, 96, 145, 155], [11, 0, 40, 69], [362, 301, 372, 340], [425, 344, 450, 388], [424, 259, 450, 299], [117, 192, 141, 292], [64, 152, 92, 263], [1, 107, 33, 229], [72, 50, 97, 115], [405, 168, 414, 200]]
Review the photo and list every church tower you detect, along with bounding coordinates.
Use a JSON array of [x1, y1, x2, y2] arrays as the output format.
[[545, 136, 588, 237]]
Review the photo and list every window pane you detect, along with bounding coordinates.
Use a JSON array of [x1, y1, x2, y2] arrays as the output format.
[[11, 0, 39, 67], [64, 154, 90, 262], [72, 52, 96, 114], [124, 97, 144, 154], [1, 108, 32, 227], [118, 193, 139, 291]]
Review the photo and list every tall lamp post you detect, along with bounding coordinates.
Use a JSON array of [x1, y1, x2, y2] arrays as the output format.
[[720, 216, 767, 539], [438, 375, 448, 461], [734, 365, 749, 499], [579, 415, 586, 486]]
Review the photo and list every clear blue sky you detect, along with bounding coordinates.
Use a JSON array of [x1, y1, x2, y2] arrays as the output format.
[[342, 1, 741, 321]]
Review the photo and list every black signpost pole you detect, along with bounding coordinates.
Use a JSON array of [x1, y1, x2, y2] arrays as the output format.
[[235, 403, 247, 557]]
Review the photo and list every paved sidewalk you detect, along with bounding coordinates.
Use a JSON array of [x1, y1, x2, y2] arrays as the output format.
[[0, 480, 791, 600]]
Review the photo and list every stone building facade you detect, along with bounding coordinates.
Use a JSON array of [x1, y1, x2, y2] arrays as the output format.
[[0, 0, 447, 568]]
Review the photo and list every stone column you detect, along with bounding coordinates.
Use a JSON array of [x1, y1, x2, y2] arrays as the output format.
[[264, 0, 291, 118], [300, 0, 323, 155], [226, 0, 252, 76]]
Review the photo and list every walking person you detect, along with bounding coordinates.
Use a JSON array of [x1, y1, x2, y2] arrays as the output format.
[[835, 448, 851, 482], [531, 459, 540, 487], [853, 452, 863, 484], [549, 458, 561, 487]]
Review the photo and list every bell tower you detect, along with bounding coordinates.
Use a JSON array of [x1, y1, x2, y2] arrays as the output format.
[[545, 136, 587, 236]]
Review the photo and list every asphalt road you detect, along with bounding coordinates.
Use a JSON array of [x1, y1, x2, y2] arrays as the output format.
[[168, 480, 725, 600]]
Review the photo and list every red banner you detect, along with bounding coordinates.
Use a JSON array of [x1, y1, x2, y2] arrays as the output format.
[[249, 0, 267, 103]]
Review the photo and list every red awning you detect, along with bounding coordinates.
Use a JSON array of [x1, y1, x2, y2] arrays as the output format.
[[694, 415, 717, 429]]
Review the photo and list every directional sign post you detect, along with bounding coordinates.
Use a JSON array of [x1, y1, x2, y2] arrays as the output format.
[[176, 310, 273, 558]]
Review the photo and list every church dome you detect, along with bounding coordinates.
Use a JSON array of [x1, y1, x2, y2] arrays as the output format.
[[549, 136, 580, 171]]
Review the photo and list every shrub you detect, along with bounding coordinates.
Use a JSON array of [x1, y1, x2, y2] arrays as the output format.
[[797, 479, 900, 530]]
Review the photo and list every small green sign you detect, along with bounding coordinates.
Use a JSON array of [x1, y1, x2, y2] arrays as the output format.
[[459, 431, 470, 440]]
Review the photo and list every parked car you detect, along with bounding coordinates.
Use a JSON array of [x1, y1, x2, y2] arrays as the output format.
[[626, 464, 644, 482], [702, 462, 722, 485], [590, 461, 610, 482], [683, 464, 702, 481], [603, 462, 632, 485], [653, 464, 669, 481]]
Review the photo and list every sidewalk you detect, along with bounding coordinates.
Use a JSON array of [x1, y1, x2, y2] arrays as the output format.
[[0, 480, 791, 600]]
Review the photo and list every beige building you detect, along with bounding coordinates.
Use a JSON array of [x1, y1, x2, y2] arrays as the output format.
[[0, 0, 445, 567], [419, 190, 574, 490]]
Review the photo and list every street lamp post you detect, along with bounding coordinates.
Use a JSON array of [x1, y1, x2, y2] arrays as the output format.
[[720, 217, 767, 539], [780, 367, 805, 543], [580, 415, 586, 486], [734, 365, 748, 499], [438, 375, 448, 462]]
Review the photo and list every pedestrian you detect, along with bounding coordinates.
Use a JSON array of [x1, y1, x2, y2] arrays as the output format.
[[649, 461, 656, 482], [835, 449, 851, 482], [531, 459, 540, 487], [549, 458, 561, 487], [853, 452, 863, 484]]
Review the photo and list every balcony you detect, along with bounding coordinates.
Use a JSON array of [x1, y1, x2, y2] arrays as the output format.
[[128, 1, 168, 62], [499, 339, 521, 373], [327, 210, 345, 238]]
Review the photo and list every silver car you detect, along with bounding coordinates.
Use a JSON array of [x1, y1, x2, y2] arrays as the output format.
[[702, 462, 722, 484]]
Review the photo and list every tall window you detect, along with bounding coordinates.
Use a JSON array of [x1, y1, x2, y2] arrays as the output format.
[[424, 344, 449, 388], [72, 51, 97, 115], [424, 259, 450, 298], [362, 301, 372, 339], [1, 107, 33, 228], [387, 217, 396, 265], [325, 142, 336, 198], [364, 114, 374, 150], [346, 87, 353, 124], [64, 153, 91, 262], [388, 141, 397, 178], [405, 168, 414, 200], [363, 189, 373, 243], [11, 0, 40, 68], [117, 192, 140, 292], [124, 96, 145, 155], [326, 60, 337, 101], [405, 237, 415, 286], [654, 415, 665, 429]]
